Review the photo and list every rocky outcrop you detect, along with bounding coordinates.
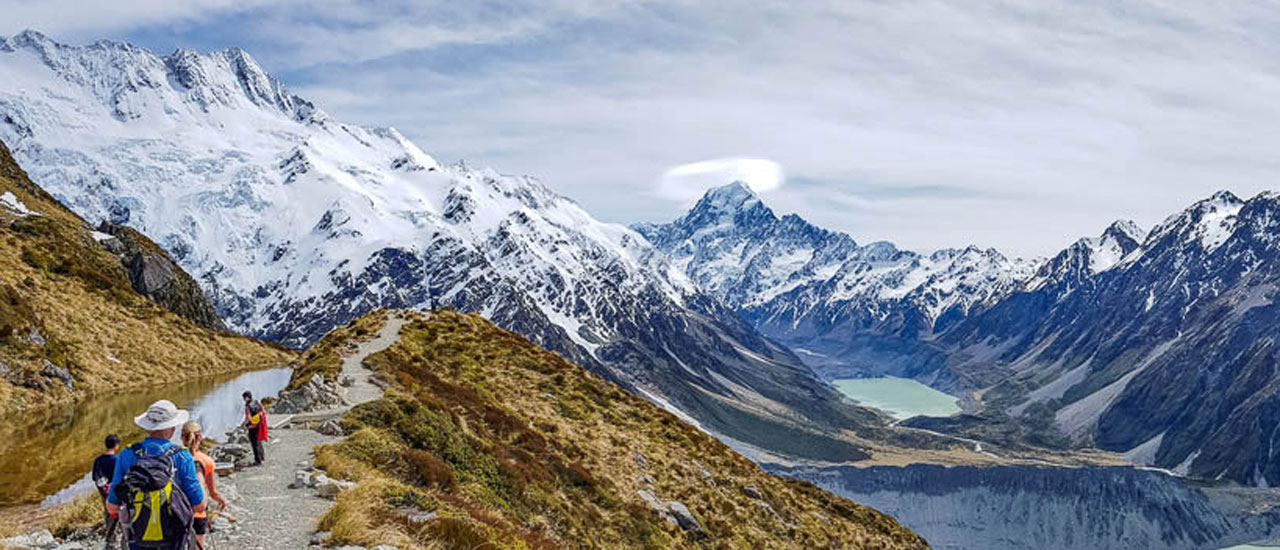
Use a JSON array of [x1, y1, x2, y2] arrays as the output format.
[[270, 374, 348, 413], [96, 222, 225, 331]]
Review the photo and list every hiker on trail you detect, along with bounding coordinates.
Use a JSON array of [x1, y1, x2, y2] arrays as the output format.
[[105, 400, 206, 550], [180, 422, 226, 549], [242, 391, 267, 466], [93, 434, 121, 550]]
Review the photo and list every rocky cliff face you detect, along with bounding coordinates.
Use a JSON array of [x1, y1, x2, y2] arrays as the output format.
[[96, 222, 226, 331], [775, 464, 1280, 550]]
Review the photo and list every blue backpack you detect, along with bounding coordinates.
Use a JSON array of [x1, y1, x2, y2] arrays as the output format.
[[116, 444, 196, 550]]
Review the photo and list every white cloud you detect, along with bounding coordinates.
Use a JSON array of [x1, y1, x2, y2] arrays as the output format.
[[656, 158, 784, 202]]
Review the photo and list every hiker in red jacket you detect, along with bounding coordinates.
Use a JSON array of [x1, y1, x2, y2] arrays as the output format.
[[242, 391, 268, 466]]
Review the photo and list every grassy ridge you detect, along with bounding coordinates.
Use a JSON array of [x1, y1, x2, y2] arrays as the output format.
[[314, 311, 929, 550], [0, 140, 292, 414], [285, 309, 389, 390]]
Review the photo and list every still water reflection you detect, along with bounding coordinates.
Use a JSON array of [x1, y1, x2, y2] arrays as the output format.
[[0, 368, 291, 507]]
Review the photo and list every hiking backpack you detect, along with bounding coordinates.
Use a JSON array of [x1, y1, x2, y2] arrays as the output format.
[[116, 444, 196, 550]]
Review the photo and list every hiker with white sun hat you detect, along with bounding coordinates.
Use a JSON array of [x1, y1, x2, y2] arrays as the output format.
[[105, 400, 207, 550]]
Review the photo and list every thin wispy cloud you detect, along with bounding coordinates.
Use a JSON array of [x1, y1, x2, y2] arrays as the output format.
[[3, 1, 1280, 255], [657, 158, 785, 202]]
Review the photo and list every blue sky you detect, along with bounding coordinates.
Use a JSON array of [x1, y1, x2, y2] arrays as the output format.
[[4, 1, 1280, 256]]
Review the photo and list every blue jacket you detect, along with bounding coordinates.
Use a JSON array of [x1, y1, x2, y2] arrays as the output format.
[[105, 438, 205, 507]]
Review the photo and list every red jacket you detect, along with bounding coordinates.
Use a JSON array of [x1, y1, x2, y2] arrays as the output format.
[[245, 400, 268, 441]]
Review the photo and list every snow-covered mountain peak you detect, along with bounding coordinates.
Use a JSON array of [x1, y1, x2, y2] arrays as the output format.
[[1103, 219, 1147, 245], [1025, 218, 1148, 291], [1147, 190, 1244, 253], [0, 30, 318, 124], [637, 185, 1036, 333], [673, 180, 774, 231], [700, 180, 758, 207], [0, 32, 706, 347]]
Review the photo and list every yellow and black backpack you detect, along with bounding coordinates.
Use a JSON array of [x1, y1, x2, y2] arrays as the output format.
[[117, 444, 196, 550]]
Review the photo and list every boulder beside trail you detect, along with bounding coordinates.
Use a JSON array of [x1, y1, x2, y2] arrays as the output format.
[[316, 418, 344, 436], [314, 473, 356, 498], [272, 374, 349, 414], [2, 529, 56, 550], [210, 443, 251, 465]]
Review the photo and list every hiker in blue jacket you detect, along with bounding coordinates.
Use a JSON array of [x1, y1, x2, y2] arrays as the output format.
[[105, 400, 206, 549]]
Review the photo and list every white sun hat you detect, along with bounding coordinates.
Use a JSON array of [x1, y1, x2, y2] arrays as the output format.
[[134, 399, 190, 431]]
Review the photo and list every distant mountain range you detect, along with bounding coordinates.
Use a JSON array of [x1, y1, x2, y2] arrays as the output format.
[[643, 183, 1280, 487], [0, 30, 892, 463], [635, 182, 1036, 389]]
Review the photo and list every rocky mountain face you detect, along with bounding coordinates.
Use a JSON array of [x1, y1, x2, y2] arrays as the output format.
[[0, 138, 288, 414], [775, 464, 1280, 550], [96, 221, 226, 331], [635, 182, 1036, 388], [0, 31, 884, 461], [940, 190, 1280, 487]]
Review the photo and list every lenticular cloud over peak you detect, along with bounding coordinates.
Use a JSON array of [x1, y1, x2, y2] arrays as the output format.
[[656, 157, 784, 202]]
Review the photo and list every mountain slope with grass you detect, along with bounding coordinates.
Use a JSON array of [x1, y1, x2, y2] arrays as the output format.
[[0, 138, 291, 414], [313, 310, 929, 550]]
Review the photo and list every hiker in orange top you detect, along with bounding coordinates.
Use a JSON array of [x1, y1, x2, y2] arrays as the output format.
[[181, 422, 226, 548], [242, 391, 267, 466]]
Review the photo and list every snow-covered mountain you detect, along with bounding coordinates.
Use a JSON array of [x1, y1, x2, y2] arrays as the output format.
[[638, 182, 1280, 487], [1023, 220, 1147, 293], [635, 182, 1037, 385], [0, 31, 875, 460], [935, 190, 1280, 486]]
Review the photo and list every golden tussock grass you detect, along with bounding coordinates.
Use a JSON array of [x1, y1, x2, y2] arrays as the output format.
[[311, 310, 930, 550]]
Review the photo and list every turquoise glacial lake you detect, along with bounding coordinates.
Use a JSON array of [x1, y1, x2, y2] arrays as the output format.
[[832, 376, 961, 420]]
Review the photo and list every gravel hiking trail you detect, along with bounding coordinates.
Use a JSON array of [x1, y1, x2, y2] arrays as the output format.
[[210, 314, 409, 550]]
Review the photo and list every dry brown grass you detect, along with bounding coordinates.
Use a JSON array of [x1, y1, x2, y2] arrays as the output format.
[[0, 140, 293, 415], [46, 494, 101, 539], [313, 310, 930, 550]]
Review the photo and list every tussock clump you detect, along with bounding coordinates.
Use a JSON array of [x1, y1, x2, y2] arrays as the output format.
[[314, 310, 930, 550]]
